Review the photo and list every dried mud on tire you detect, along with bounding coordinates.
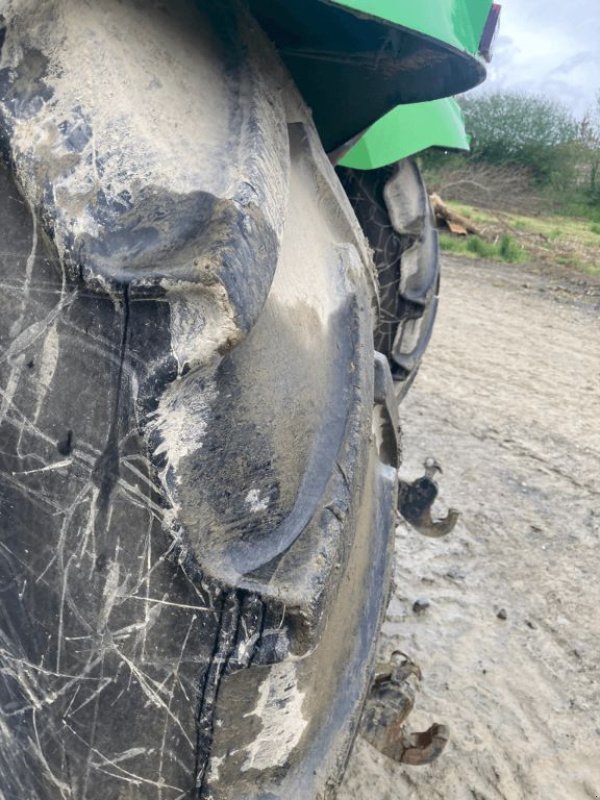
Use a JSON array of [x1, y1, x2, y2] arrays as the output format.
[[341, 256, 600, 800], [0, 2, 391, 798]]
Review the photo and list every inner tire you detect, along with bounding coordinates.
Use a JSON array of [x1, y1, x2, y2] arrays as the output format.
[[338, 159, 441, 400]]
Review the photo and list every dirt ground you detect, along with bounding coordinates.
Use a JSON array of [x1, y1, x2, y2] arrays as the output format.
[[340, 256, 600, 800]]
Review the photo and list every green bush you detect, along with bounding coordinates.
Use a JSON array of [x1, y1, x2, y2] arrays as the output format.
[[466, 236, 497, 258], [439, 234, 469, 255], [460, 92, 579, 188], [439, 233, 528, 264], [499, 234, 525, 263]]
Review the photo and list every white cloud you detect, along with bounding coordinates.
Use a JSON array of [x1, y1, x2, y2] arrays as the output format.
[[471, 0, 600, 118]]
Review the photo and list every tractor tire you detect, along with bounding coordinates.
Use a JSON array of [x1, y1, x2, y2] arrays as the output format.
[[0, 1, 398, 798], [338, 161, 440, 401]]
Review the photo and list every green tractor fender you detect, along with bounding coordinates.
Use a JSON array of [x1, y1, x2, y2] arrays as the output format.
[[249, 0, 497, 156], [330, 0, 492, 57], [340, 97, 471, 170], [333, 0, 497, 168]]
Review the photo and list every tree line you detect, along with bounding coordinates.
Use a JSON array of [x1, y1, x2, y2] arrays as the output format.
[[425, 90, 600, 212]]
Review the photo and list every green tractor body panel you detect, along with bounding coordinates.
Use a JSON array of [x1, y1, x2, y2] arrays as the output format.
[[247, 0, 494, 153], [340, 97, 471, 170], [331, 0, 494, 169], [330, 0, 491, 58]]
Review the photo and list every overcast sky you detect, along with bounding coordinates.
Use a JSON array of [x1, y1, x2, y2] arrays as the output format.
[[473, 0, 600, 119]]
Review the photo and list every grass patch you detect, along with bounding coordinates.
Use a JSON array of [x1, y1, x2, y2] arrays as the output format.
[[499, 234, 526, 263], [467, 236, 498, 258], [555, 256, 600, 277], [447, 202, 497, 225], [438, 200, 599, 275], [439, 235, 474, 257], [440, 233, 527, 264], [551, 200, 600, 224], [513, 219, 532, 231]]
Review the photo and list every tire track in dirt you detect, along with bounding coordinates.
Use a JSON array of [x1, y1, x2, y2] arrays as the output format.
[[341, 257, 600, 800]]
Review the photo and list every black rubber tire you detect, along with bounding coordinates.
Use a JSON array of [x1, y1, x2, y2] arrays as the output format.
[[338, 160, 441, 400], [0, 2, 397, 799]]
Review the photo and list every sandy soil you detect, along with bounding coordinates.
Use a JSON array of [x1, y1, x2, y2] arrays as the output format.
[[340, 256, 600, 800]]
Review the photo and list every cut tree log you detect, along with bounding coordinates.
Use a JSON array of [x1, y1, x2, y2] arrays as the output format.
[[429, 193, 482, 236]]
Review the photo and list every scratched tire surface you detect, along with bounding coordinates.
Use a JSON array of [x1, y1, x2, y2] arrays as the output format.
[[0, 1, 398, 799]]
